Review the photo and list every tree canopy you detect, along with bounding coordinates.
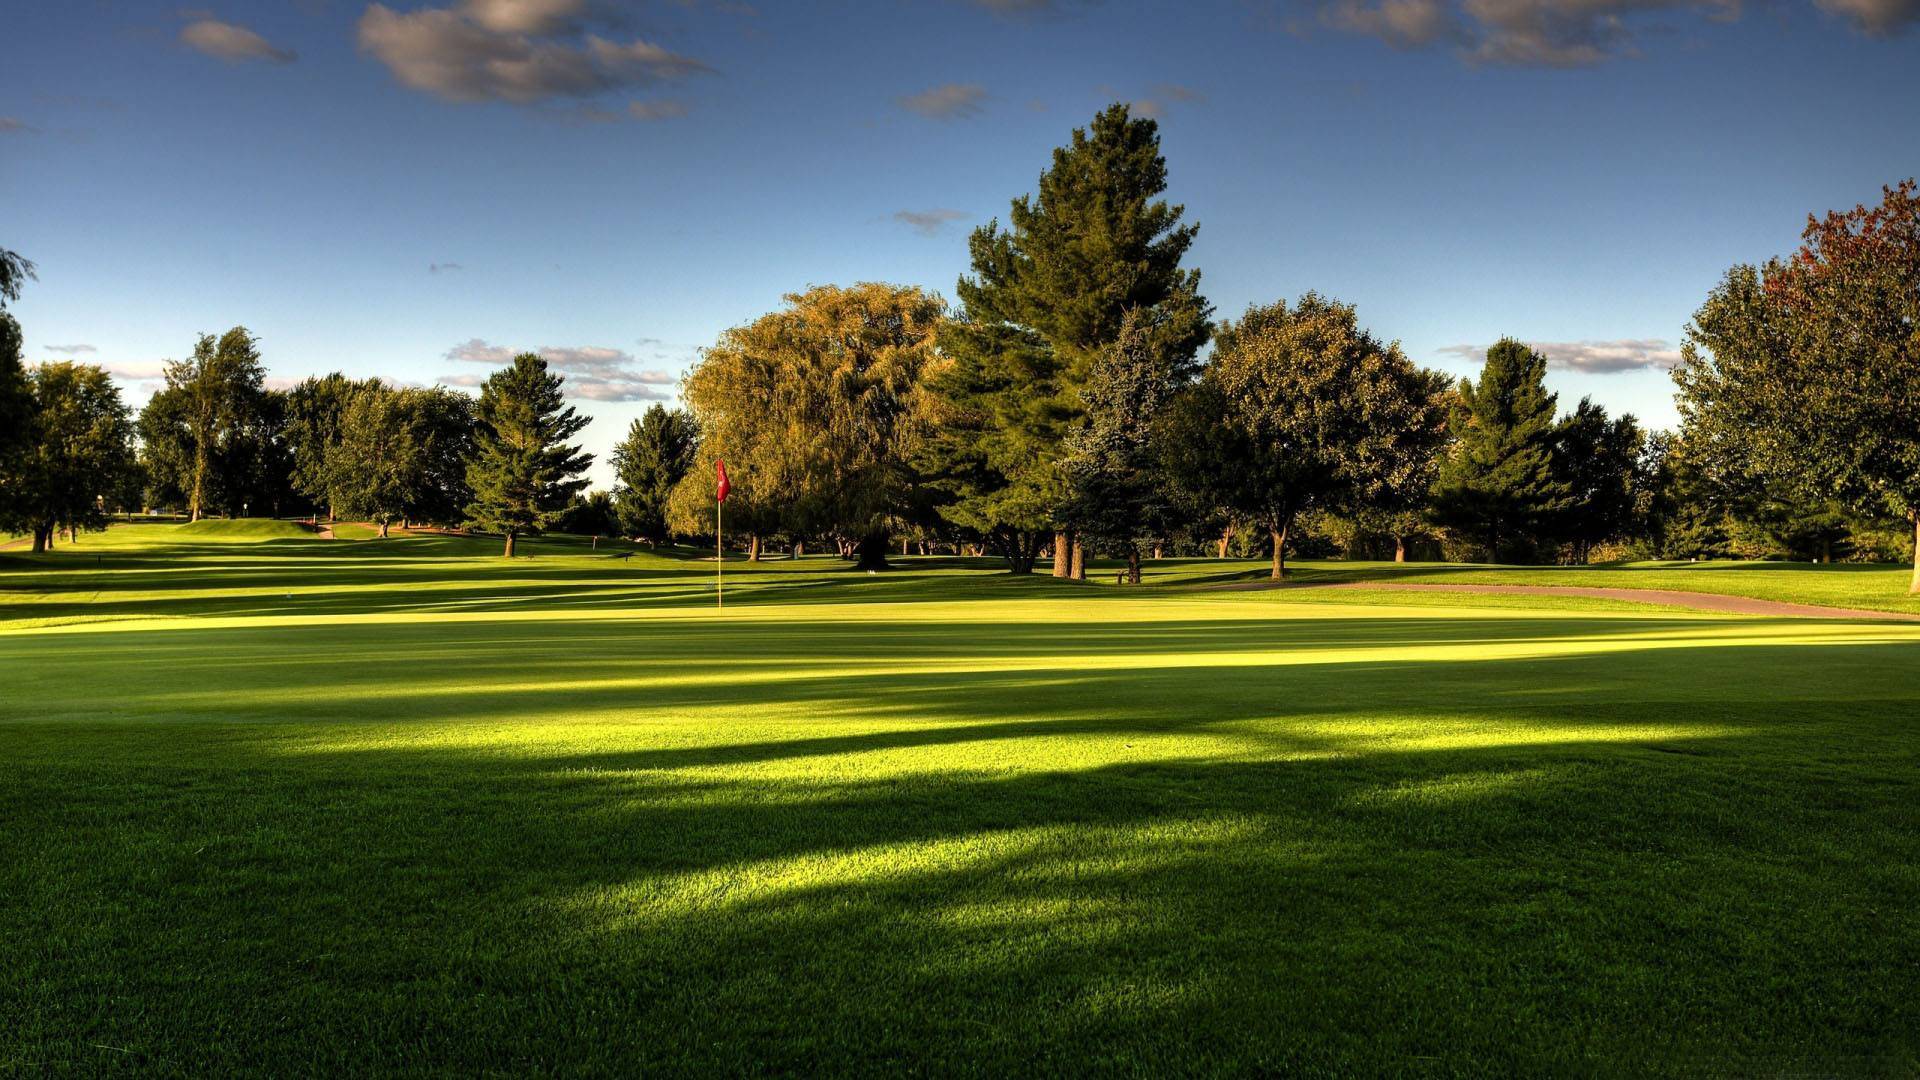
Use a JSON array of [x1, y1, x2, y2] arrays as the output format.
[[1430, 339, 1570, 561], [465, 353, 592, 557]]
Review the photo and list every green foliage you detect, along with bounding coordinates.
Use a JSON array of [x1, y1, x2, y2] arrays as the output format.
[[464, 353, 592, 555], [0, 246, 32, 307], [329, 383, 417, 535], [1164, 294, 1449, 578], [284, 373, 372, 517], [930, 104, 1211, 570], [144, 328, 270, 521], [671, 283, 944, 566], [0, 313, 38, 533], [1549, 398, 1643, 562], [1675, 180, 1920, 586], [611, 404, 696, 541], [559, 490, 620, 537], [401, 387, 477, 527], [1061, 311, 1178, 579], [1430, 339, 1571, 561]]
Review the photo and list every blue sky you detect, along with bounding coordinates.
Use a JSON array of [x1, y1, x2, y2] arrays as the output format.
[[4, 0, 1916, 486]]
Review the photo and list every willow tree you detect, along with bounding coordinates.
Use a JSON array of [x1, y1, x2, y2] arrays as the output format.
[[465, 353, 592, 557], [1677, 181, 1920, 592], [673, 283, 944, 569], [936, 103, 1211, 576], [1164, 294, 1447, 579]]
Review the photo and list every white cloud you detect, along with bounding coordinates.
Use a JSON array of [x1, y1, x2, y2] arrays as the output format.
[[1322, 0, 1744, 66], [1438, 338, 1682, 373], [357, 1, 710, 105], [441, 338, 677, 401], [43, 343, 97, 355], [98, 361, 169, 382], [898, 83, 988, 120], [180, 16, 298, 64], [893, 208, 968, 236]]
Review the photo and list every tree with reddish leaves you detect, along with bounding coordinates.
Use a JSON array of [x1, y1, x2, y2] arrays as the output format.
[[1676, 180, 1920, 591]]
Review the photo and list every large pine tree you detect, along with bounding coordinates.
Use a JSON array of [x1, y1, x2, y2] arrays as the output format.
[[464, 353, 591, 558], [1430, 339, 1571, 561], [928, 103, 1211, 575]]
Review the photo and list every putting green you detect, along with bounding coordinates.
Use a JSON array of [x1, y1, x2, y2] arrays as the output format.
[[3, 525, 1917, 1073]]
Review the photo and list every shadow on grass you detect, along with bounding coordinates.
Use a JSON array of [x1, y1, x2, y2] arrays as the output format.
[[4, 615, 1920, 1071]]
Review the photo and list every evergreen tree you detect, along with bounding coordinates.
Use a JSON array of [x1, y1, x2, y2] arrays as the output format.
[[610, 404, 696, 542], [1062, 311, 1178, 583], [1430, 339, 1570, 561], [931, 103, 1211, 576], [1550, 397, 1643, 563], [464, 353, 592, 557]]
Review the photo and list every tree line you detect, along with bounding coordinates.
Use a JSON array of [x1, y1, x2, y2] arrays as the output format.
[[3, 107, 1914, 586]]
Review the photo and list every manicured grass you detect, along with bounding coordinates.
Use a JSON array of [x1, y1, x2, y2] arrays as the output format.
[[3, 526, 1918, 1073]]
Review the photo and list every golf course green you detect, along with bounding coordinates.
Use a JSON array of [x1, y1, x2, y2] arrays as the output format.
[[4, 522, 1917, 1073]]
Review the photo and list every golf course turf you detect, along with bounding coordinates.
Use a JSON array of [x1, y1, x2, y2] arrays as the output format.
[[3, 524, 1917, 1074]]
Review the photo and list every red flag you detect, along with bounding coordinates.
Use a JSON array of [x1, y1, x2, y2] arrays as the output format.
[[715, 460, 731, 503]]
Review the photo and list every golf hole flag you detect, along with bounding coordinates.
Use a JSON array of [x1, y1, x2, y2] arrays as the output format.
[[715, 460, 731, 502]]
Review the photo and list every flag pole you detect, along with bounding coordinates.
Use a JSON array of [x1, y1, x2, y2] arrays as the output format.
[[716, 496, 723, 609]]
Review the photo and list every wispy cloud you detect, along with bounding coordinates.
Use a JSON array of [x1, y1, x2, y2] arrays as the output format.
[[1318, 0, 1747, 67], [180, 15, 299, 64], [43, 343, 97, 355], [441, 338, 677, 401], [893, 208, 968, 236], [1438, 339, 1683, 373], [0, 117, 39, 135], [628, 99, 689, 121], [429, 261, 464, 273], [898, 83, 988, 120], [357, 1, 711, 105], [1816, 0, 1920, 34]]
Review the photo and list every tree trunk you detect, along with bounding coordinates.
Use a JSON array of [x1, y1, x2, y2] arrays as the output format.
[[1819, 538, 1831, 564], [379, 519, 389, 539], [1910, 513, 1919, 594], [902, 537, 910, 556], [748, 533, 761, 561], [855, 530, 890, 571], [31, 524, 49, 553], [1053, 530, 1071, 578], [793, 540, 804, 558], [1217, 523, 1232, 559], [503, 531, 516, 558], [1394, 535, 1407, 563], [1271, 522, 1289, 580], [1070, 542, 1085, 581], [1126, 547, 1141, 585], [1152, 542, 1163, 560]]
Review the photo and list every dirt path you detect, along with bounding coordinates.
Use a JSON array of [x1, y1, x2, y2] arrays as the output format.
[[0, 537, 29, 552], [1235, 580, 1920, 621]]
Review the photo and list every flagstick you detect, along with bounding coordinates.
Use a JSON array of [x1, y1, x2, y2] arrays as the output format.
[[716, 497, 723, 609]]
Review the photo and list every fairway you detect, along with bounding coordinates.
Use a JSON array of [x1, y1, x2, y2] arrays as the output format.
[[4, 526, 1919, 1074]]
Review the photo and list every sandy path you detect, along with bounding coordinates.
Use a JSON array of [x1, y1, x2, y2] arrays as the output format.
[[1244, 580, 1920, 621]]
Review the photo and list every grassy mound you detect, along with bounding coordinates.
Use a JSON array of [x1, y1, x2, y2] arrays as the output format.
[[171, 518, 315, 541]]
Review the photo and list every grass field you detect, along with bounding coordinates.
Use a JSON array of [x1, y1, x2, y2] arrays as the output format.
[[4, 523, 1918, 1073]]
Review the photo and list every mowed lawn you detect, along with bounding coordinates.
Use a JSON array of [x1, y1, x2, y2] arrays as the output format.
[[3, 525, 1918, 1074]]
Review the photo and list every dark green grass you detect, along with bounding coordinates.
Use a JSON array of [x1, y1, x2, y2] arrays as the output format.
[[3, 525, 1919, 1074]]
